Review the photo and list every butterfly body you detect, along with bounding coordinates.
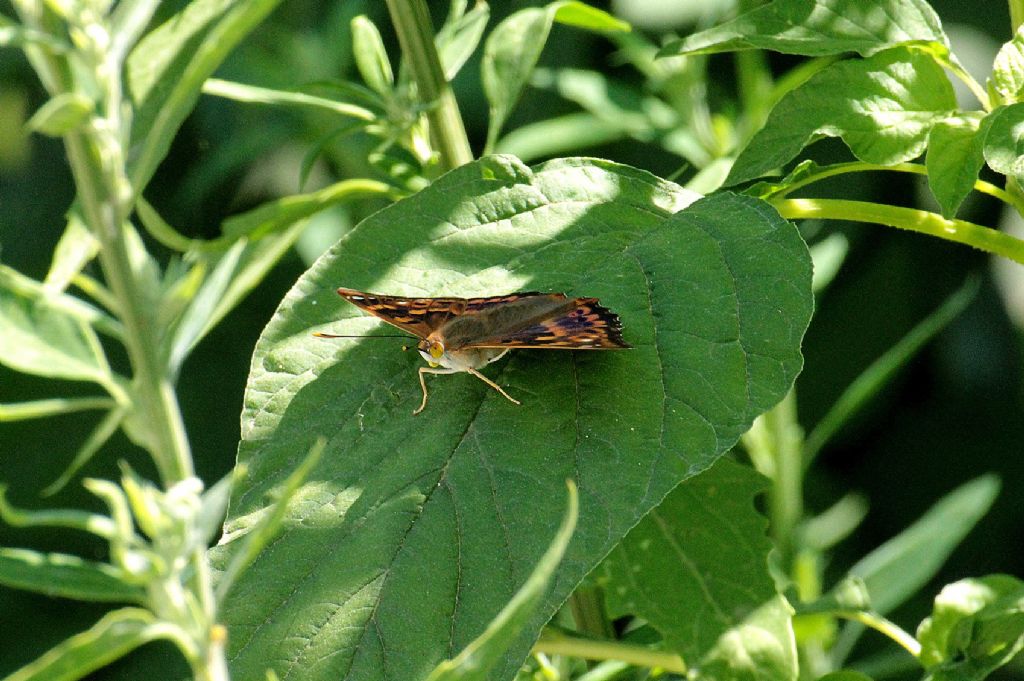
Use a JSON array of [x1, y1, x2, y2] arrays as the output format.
[[321, 287, 630, 414]]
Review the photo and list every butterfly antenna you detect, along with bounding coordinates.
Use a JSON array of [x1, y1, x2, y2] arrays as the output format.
[[313, 332, 416, 340]]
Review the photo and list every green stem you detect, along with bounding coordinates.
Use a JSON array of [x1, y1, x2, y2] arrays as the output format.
[[764, 392, 804, 567], [16, 4, 192, 485], [773, 198, 1024, 265], [386, 0, 473, 170], [769, 161, 1024, 216], [64, 132, 193, 484], [534, 632, 687, 673], [836, 610, 922, 658]]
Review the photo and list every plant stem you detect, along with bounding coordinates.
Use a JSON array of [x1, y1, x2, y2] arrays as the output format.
[[534, 632, 687, 673], [759, 392, 803, 567], [768, 161, 1024, 216], [386, 0, 473, 170], [773, 198, 1024, 265], [836, 610, 922, 658]]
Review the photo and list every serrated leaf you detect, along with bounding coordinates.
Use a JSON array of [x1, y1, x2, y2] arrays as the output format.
[[658, 0, 947, 58], [0, 547, 143, 603], [848, 475, 1000, 615], [699, 595, 798, 681], [3, 607, 165, 681], [599, 458, 775, 661], [919, 575, 1024, 681], [25, 92, 93, 137], [217, 156, 813, 681], [926, 113, 989, 218], [427, 483, 578, 681], [481, 2, 629, 152], [727, 47, 957, 186], [126, 0, 284, 195], [0, 266, 112, 384], [982, 103, 1024, 187], [988, 25, 1024, 107]]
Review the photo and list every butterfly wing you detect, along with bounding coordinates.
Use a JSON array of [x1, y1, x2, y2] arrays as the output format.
[[458, 297, 631, 350], [336, 288, 560, 340]]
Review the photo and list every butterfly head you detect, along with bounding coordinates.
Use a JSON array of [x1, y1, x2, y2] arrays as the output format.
[[417, 338, 447, 368]]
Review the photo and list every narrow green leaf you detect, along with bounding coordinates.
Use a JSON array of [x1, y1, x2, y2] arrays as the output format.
[[221, 178, 394, 241], [926, 113, 989, 218], [982, 103, 1024, 187], [699, 595, 798, 681], [44, 214, 99, 293], [351, 16, 394, 97], [201, 78, 376, 121], [25, 92, 93, 137], [0, 18, 68, 52], [196, 473, 232, 548], [728, 46, 957, 185], [126, 0, 285, 194], [427, 482, 578, 681], [0, 485, 116, 539], [481, 2, 629, 152], [168, 242, 244, 374], [0, 397, 114, 422], [0, 266, 113, 385], [600, 459, 775, 661], [0, 547, 143, 603], [436, 1, 490, 81], [809, 233, 849, 293], [919, 575, 1024, 681], [658, 0, 947, 58], [218, 156, 813, 681], [495, 113, 627, 162], [988, 25, 1024, 107], [550, 1, 631, 32], [818, 672, 874, 681], [3, 607, 169, 681], [42, 407, 128, 496], [849, 475, 1001, 615], [804, 277, 978, 462], [214, 438, 325, 603]]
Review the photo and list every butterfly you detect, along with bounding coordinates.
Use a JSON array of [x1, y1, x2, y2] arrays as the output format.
[[315, 287, 631, 414]]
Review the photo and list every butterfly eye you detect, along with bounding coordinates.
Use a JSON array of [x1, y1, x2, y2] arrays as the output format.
[[428, 342, 445, 359]]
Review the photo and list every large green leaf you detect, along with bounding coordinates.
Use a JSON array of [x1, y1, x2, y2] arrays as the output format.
[[658, 0, 947, 58], [599, 458, 775, 661], [727, 47, 957, 186], [217, 156, 812, 681]]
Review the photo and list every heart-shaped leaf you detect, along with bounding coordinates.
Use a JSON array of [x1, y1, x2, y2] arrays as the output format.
[[217, 156, 812, 681]]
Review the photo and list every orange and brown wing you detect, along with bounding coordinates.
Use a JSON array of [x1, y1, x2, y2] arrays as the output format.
[[462, 297, 630, 350], [335, 288, 560, 339]]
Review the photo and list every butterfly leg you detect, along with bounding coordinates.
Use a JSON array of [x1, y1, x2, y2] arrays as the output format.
[[466, 368, 521, 407], [415, 366, 458, 415]]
